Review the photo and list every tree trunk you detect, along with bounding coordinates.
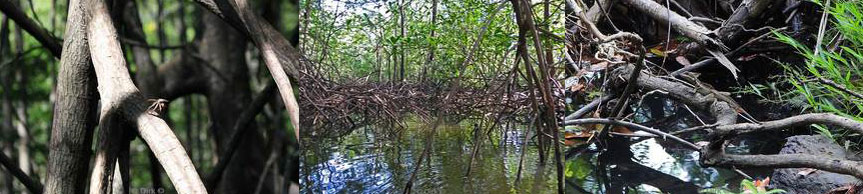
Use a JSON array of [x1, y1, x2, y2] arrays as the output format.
[[199, 11, 269, 194], [512, 0, 563, 192], [44, 0, 99, 192], [421, 0, 437, 82], [398, 0, 405, 82], [85, 0, 206, 192]]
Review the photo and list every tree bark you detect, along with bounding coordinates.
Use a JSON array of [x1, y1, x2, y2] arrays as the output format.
[[198, 12, 269, 194], [192, 0, 301, 139], [44, 0, 100, 192], [420, 0, 437, 82], [85, 0, 206, 193], [511, 0, 563, 192]]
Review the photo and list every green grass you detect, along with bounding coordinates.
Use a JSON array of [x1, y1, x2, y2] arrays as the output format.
[[765, 0, 863, 147]]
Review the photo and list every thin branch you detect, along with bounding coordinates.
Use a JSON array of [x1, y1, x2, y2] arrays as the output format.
[[713, 113, 863, 137], [704, 152, 863, 179], [563, 118, 700, 150], [204, 81, 276, 189], [620, 0, 740, 78], [192, 0, 301, 140], [0, 0, 62, 57], [816, 77, 863, 101], [670, 27, 787, 77], [564, 93, 613, 121], [0, 149, 43, 194]]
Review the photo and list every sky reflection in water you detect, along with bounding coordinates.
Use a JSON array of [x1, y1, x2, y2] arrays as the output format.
[[301, 122, 557, 194]]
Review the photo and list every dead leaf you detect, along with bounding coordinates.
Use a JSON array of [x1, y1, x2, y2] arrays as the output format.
[[570, 82, 585, 92], [707, 49, 739, 79], [648, 40, 681, 57], [825, 184, 859, 194], [612, 126, 633, 134], [564, 139, 587, 146]]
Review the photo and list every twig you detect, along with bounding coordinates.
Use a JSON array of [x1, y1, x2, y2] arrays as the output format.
[[205, 81, 276, 189], [0, 149, 43, 194], [816, 77, 863, 101], [564, 95, 614, 120], [670, 27, 787, 77], [572, 0, 643, 44], [0, 0, 62, 57], [670, 123, 718, 136], [815, 0, 831, 56], [564, 118, 700, 150]]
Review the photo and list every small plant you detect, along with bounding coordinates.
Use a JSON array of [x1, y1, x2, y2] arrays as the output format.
[[770, 0, 863, 147], [700, 178, 786, 194]]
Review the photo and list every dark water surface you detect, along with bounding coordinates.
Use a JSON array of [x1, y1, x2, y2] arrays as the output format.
[[564, 137, 744, 193]]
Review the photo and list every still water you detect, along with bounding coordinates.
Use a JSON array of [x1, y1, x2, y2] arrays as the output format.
[[300, 119, 747, 193], [301, 121, 557, 193]]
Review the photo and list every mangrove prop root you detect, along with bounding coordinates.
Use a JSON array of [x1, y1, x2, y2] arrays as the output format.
[[566, 64, 863, 179]]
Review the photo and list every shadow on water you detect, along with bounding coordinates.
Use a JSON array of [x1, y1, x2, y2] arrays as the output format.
[[300, 120, 558, 193], [564, 96, 781, 193], [565, 136, 740, 193]]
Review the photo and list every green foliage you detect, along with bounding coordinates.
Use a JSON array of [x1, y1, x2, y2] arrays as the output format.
[[302, 0, 564, 85], [770, 0, 863, 144], [700, 179, 786, 194]]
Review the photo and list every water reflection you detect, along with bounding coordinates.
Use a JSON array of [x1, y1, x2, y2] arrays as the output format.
[[565, 136, 742, 193], [301, 121, 558, 193]]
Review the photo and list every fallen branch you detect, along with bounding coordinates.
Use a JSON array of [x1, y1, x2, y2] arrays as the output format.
[[702, 152, 863, 179], [713, 113, 863, 137], [571, 0, 642, 44], [563, 118, 700, 150], [610, 64, 863, 180], [621, 0, 726, 51], [614, 64, 738, 125], [564, 95, 613, 120], [621, 0, 741, 78], [716, 0, 782, 45]]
